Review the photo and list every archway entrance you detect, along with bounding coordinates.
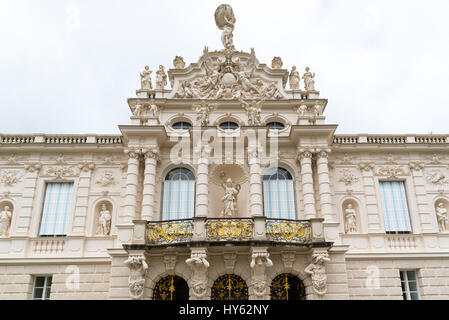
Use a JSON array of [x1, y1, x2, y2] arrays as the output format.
[[153, 275, 189, 300], [211, 274, 248, 300], [270, 273, 306, 300]]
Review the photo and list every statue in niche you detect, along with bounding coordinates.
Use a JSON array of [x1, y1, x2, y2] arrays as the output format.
[[344, 203, 357, 233], [96, 203, 112, 236], [240, 97, 264, 126], [140, 66, 153, 90], [304, 251, 331, 297], [0, 205, 12, 237], [289, 66, 300, 90], [155, 65, 167, 90], [173, 56, 185, 69], [220, 172, 241, 218], [214, 4, 236, 50], [302, 67, 316, 91], [436, 202, 449, 232]]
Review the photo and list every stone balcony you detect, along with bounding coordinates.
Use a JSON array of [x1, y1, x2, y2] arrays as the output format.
[[126, 217, 329, 250]]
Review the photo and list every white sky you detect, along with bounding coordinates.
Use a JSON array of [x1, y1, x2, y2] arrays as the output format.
[[0, 0, 448, 135]]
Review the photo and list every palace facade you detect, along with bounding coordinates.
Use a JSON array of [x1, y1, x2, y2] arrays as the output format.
[[1, 5, 449, 300]]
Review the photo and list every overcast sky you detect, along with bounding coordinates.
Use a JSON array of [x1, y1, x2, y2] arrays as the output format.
[[1, 0, 448, 135]]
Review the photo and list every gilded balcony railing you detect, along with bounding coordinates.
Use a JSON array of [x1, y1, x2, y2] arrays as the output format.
[[266, 219, 312, 243], [146, 219, 193, 245], [206, 219, 254, 242]]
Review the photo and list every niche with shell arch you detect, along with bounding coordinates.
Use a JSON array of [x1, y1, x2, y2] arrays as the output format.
[[209, 164, 249, 218], [434, 198, 449, 233], [0, 200, 14, 237], [341, 198, 360, 234], [92, 200, 113, 237]]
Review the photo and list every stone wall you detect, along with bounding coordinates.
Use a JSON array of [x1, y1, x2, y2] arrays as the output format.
[[0, 262, 111, 300], [346, 257, 449, 300]]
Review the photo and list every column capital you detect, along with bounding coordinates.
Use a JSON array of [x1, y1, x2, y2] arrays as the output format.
[[142, 146, 160, 161], [297, 149, 313, 161], [316, 149, 332, 159], [124, 147, 141, 159]]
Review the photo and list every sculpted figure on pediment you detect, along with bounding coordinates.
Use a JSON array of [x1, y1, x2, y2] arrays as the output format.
[[140, 66, 152, 90], [289, 66, 300, 90], [155, 65, 167, 90], [174, 47, 284, 100]]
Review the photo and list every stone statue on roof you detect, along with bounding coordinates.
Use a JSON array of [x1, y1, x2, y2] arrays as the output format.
[[215, 4, 236, 51]]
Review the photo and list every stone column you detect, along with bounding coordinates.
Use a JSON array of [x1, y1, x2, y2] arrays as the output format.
[[141, 146, 159, 221], [195, 145, 211, 218], [123, 148, 141, 224], [298, 150, 316, 219], [248, 147, 264, 217], [186, 248, 210, 300], [316, 150, 334, 221], [249, 247, 272, 300]]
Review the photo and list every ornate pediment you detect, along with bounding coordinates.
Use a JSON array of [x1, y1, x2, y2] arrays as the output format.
[[167, 47, 289, 100]]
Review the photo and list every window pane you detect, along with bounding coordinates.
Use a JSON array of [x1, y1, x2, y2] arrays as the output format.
[[33, 288, 44, 300], [407, 271, 417, 281], [379, 181, 412, 233], [410, 292, 419, 300], [408, 281, 418, 292], [35, 276, 45, 288], [45, 286, 51, 300], [39, 183, 73, 236]]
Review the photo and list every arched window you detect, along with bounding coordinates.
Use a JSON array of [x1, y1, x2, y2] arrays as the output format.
[[172, 121, 192, 130], [161, 168, 195, 220], [219, 121, 239, 131], [263, 167, 296, 219], [266, 122, 285, 130]]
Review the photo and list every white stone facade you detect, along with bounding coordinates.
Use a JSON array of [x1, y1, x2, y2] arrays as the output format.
[[1, 5, 449, 300]]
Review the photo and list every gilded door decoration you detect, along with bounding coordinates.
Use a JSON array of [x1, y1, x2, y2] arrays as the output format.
[[211, 274, 248, 300], [147, 220, 193, 245], [266, 220, 312, 243], [153, 275, 189, 300], [206, 219, 253, 241], [270, 273, 306, 300]]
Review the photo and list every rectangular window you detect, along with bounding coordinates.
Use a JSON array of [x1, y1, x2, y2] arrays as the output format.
[[263, 180, 296, 220], [32, 276, 52, 300], [400, 270, 420, 300], [379, 181, 412, 233], [161, 181, 195, 220], [39, 182, 74, 236]]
